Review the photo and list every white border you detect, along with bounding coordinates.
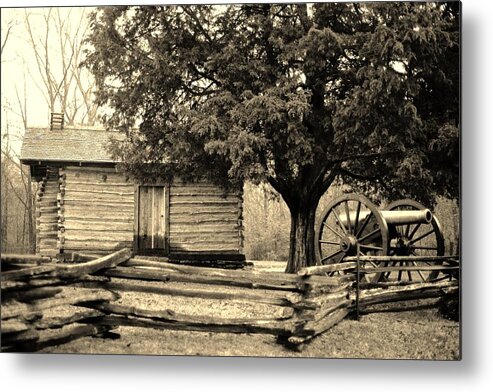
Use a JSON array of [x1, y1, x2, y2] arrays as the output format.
[[1, 1, 492, 391]]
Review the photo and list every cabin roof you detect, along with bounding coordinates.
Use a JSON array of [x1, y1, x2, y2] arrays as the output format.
[[20, 127, 122, 164]]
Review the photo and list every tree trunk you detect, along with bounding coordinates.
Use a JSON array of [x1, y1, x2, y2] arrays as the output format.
[[285, 202, 318, 274]]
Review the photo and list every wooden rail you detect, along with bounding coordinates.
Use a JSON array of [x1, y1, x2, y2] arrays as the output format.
[[1, 250, 350, 351], [86, 260, 351, 344], [1, 251, 459, 352], [1, 256, 125, 352], [299, 254, 460, 318]]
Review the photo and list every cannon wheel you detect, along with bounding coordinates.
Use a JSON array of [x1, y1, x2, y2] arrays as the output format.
[[385, 199, 445, 282], [315, 193, 390, 282]]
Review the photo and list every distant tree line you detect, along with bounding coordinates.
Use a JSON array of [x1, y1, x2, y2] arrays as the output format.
[[1, 138, 36, 254]]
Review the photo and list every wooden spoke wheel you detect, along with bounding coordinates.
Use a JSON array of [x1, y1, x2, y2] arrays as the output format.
[[384, 199, 445, 282], [315, 194, 390, 282]]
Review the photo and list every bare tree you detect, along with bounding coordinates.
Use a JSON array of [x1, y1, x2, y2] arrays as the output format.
[[1, 110, 37, 254], [15, 73, 28, 129], [23, 8, 98, 125], [1, 19, 15, 57], [1, 8, 100, 254]]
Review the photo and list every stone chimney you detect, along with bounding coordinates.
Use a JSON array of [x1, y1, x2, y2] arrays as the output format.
[[50, 112, 64, 130]]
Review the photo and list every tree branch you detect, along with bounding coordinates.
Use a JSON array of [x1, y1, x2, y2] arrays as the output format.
[[14, 83, 27, 129], [1, 154, 31, 210], [318, 168, 339, 198], [182, 6, 215, 45], [189, 63, 222, 88], [1, 21, 13, 56], [337, 167, 381, 182], [267, 176, 293, 206], [328, 150, 399, 164]]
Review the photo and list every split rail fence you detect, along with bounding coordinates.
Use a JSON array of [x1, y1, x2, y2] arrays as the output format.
[[1, 249, 459, 352]]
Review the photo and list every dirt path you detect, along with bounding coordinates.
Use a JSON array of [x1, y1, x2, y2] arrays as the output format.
[[41, 302, 459, 359]]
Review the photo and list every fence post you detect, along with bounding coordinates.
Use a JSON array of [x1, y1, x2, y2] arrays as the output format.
[[355, 243, 360, 321]]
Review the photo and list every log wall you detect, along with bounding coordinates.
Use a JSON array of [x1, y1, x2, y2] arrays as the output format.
[[168, 181, 243, 254], [36, 168, 60, 257], [59, 166, 134, 255], [35, 165, 244, 257]]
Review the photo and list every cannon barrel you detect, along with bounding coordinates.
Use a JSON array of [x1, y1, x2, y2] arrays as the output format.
[[338, 209, 432, 228], [381, 209, 432, 225]]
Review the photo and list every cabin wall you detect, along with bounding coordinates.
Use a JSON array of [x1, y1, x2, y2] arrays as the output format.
[[168, 181, 243, 254], [59, 166, 134, 255], [36, 168, 60, 257], [34, 164, 244, 258]]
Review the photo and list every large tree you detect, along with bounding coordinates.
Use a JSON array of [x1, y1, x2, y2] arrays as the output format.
[[84, 3, 459, 272]]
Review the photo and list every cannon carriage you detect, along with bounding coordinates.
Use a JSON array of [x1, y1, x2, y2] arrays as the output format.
[[315, 194, 445, 282]]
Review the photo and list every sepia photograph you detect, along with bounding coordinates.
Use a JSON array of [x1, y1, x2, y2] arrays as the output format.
[[1, 1, 460, 360]]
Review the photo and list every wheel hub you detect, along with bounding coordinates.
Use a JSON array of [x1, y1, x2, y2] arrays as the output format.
[[392, 236, 412, 256], [340, 235, 359, 255]]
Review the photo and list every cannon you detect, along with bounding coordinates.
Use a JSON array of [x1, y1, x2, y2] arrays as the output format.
[[315, 194, 445, 282]]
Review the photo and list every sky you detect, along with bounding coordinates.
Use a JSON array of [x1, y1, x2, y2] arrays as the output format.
[[1, 7, 96, 156], [0, 2, 236, 156]]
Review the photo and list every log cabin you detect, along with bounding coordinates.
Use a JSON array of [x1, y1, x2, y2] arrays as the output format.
[[20, 115, 244, 261]]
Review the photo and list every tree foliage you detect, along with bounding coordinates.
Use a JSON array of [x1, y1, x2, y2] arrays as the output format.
[[84, 3, 459, 271]]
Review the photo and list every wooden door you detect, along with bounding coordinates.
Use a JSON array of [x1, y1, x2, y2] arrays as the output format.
[[137, 186, 166, 251]]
